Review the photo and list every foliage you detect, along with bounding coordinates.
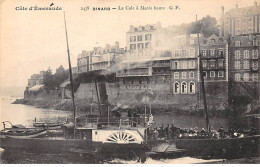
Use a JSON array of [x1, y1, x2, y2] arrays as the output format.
[[177, 15, 219, 37], [43, 67, 69, 90]]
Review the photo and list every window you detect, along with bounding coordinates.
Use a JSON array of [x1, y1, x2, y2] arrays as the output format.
[[248, 19, 252, 26], [189, 60, 195, 69], [190, 49, 195, 57], [219, 49, 224, 57], [145, 42, 151, 49], [202, 50, 207, 56], [236, 30, 241, 35], [137, 35, 142, 41], [182, 72, 186, 79], [181, 82, 187, 94], [243, 61, 249, 69], [131, 80, 134, 84], [211, 39, 215, 43], [218, 71, 224, 77], [173, 61, 179, 69], [243, 29, 246, 34], [248, 29, 252, 34], [202, 60, 207, 68], [182, 61, 188, 69], [218, 59, 224, 68], [210, 49, 215, 56], [252, 73, 258, 81], [256, 40, 260, 46], [235, 51, 241, 59], [145, 34, 151, 40], [175, 50, 180, 57], [173, 82, 180, 94], [235, 73, 241, 81], [210, 71, 215, 77], [252, 50, 259, 59], [189, 72, 194, 78], [244, 73, 249, 81], [252, 61, 258, 70], [190, 37, 194, 44], [243, 50, 249, 59], [203, 71, 207, 78], [189, 82, 195, 94], [137, 43, 143, 50], [174, 72, 179, 79], [182, 50, 187, 57], [130, 36, 136, 42], [209, 60, 216, 68], [235, 61, 240, 69], [130, 44, 136, 50], [186, 49, 190, 57], [235, 41, 241, 47]]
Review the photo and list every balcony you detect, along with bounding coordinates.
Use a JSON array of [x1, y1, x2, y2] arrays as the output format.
[[116, 71, 151, 77], [152, 62, 170, 67]]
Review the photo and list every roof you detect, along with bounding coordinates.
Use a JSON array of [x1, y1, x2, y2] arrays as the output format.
[[60, 80, 70, 88], [28, 84, 44, 91], [222, 5, 260, 19], [230, 34, 260, 47]]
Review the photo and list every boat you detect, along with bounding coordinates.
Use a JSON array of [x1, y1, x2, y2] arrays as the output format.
[[0, 12, 152, 156], [33, 122, 65, 130], [0, 121, 47, 139]]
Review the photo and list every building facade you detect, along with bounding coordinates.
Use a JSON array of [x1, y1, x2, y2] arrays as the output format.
[[229, 34, 260, 82], [27, 71, 46, 88], [219, 2, 260, 38]]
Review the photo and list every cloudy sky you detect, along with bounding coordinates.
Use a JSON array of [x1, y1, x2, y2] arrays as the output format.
[[0, 0, 258, 96]]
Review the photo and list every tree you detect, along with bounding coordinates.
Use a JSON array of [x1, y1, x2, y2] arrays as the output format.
[[177, 15, 219, 37]]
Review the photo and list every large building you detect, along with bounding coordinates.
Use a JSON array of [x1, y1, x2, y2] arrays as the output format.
[[27, 71, 46, 88], [229, 34, 260, 82], [219, 2, 260, 38]]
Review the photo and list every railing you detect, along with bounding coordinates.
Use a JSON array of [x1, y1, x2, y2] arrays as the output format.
[[152, 62, 170, 67], [77, 117, 148, 129]]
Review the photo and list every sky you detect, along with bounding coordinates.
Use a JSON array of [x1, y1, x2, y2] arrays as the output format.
[[0, 0, 259, 96]]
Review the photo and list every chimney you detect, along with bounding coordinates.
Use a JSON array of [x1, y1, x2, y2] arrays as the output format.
[[221, 6, 224, 16], [235, 3, 238, 9]]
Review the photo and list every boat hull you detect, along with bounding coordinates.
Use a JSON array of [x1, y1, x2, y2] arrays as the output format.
[[175, 135, 260, 158], [0, 136, 101, 154]]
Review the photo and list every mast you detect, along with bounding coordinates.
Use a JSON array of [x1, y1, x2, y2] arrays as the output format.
[[196, 15, 211, 134], [64, 12, 77, 137]]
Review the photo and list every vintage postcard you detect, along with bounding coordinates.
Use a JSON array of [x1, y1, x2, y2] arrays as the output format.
[[0, 0, 259, 164]]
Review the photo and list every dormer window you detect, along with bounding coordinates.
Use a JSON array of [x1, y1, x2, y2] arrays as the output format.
[[235, 41, 241, 47], [211, 38, 215, 43]]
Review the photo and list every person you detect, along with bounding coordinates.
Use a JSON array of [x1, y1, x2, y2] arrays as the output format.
[[170, 124, 176, 139], [154, 127, 159, 139], [200, 128, 206, 137], [159, 124, 164, 139], [218, 127, 225, 138], [164, 124, 169, 140]]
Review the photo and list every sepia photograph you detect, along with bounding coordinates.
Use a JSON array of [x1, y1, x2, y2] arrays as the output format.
[[0, 0, 259, 164]]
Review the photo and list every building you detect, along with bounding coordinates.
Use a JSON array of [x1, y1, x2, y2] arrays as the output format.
[[55, 65, 65, 75], [90, 42, 124, 74], [116, 23, 175, 92], [200, 34, 229, 82], [27, 71, 46, 88], [219, 2, 260, 38], [229, 34, 260, 82], [171, 34, 199, 96], [77, 42, 124, 74], [77, 50, 93, 73]]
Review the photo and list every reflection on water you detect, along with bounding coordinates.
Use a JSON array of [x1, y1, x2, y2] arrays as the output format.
[[0, 97, 228, 164]]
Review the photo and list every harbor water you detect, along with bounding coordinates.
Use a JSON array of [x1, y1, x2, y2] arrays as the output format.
[[0, 97, 229, 164]]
